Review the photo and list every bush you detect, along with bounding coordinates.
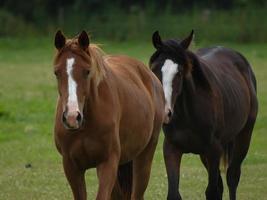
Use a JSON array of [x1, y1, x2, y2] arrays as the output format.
[[0, 6, 267, 43], [0, 10, 37, 37], [51, 6, 267, 43]]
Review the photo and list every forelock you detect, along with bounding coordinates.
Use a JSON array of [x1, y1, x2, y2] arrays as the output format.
[[54, 39, 91, 64], [150, 38, 192, 76]]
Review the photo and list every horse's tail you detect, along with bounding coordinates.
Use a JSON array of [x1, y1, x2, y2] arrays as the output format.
[[111, 161, 133, 200], [220, 142, 233, 172]]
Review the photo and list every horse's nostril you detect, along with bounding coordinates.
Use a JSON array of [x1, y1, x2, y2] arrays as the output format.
[[167, 110, 172, 118], [76, 112, 82, 124], [62, 110, 82, 129], [62, 111, 67, 123]]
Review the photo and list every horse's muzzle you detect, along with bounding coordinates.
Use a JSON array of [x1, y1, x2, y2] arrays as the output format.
[[62, 110, 83, 130], [164, 108, 173, 124]]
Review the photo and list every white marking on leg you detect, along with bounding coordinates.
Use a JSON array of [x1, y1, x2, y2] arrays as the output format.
[[161, 59, 179, 112], [66, 57, 79, 112]]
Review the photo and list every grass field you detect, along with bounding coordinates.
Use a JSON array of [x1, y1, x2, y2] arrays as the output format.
[[0, 37, 266, 200]]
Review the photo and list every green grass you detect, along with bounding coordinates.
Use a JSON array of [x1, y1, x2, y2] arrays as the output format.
[[0, 38, 266, 200]]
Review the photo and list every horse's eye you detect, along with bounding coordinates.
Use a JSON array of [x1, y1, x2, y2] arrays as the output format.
[[84, 69, 90, 78]]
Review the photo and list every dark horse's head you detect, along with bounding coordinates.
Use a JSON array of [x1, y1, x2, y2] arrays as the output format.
[[149, 30, 194, 124], [53, 30, 91, 130]]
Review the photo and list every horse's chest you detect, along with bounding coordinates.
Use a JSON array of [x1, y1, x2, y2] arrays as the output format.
[[61, 135, 111, 169], [164, 126, 209, 154]]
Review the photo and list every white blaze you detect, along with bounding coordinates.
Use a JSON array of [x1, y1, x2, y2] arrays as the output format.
[[66, 57, 78, 112], [161, 59, 179, 111]]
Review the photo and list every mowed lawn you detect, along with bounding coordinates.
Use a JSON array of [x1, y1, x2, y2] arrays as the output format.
[[0, 38, 266, 200]]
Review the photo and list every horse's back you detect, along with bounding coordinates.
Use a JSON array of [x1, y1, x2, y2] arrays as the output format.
[[196, 47, 257, 140], [197, 46, 257, 99]]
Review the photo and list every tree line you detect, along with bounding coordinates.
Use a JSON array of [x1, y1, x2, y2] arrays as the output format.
[[0, 0, 265, 23]]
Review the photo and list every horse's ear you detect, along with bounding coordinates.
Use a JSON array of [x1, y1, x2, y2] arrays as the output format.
[[152, 31, 163, 50], [180, 30, 194, 49], [55, 30, 66, 50], [78, 30, 90, 50]]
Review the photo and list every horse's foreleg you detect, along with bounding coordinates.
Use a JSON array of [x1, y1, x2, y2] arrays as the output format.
[[63, 157, 87, 200], [200, 154, 223, 199], [204, 141, 222, 200], [163, 138, 183, 200], [96, 153, 119, 200]]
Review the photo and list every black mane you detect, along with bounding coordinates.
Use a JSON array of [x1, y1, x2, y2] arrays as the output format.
[[149, 38, 211, 90]]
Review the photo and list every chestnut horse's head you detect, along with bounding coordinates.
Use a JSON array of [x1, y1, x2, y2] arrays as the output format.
[[149, 30, 194, 124], [53, 30, 93, 130]]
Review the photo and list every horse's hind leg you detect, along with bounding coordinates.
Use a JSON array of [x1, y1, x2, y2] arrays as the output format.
[[164, 138, 183, 200], [131, 129, 160, 200], [226, 117, 256, 200]]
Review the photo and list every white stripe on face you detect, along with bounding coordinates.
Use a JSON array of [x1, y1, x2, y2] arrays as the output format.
[[161, 59, 179, 112], [66, 58, 79, 112]]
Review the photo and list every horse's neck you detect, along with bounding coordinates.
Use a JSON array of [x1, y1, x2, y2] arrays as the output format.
[[190, 53, 211, 90], [175, 76, 197, 121], [176, 57, 212, 123], [83, 72, 105, 116]]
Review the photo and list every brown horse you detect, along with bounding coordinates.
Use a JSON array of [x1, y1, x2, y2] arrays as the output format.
[[53, 30, 165, 200], [149, 30, 258, 200]]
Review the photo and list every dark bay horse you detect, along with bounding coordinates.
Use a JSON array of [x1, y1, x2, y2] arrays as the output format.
[[53, 30, 165, 200], [149, 30, 258, 200]]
